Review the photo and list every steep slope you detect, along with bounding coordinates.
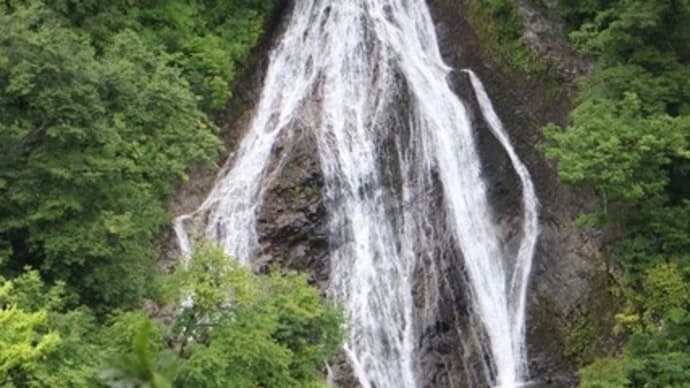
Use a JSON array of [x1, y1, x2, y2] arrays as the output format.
[[170, 1, 609, 386]]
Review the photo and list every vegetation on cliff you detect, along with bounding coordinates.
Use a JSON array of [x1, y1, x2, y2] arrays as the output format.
[[1, 245, 343, 387], [452, 0, 548, 73], [543, 1, 690, 386], [1, 1, 344, 386]]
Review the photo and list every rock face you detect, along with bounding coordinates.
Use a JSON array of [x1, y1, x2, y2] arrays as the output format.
[[255, 125, 330, 288], [171, 0, 609, 386], [427, 1, 608, 385], [514, 0, 592, 81]]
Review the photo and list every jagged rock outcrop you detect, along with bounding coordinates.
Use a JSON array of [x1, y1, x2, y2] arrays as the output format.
[[255, 126, 330, 287]]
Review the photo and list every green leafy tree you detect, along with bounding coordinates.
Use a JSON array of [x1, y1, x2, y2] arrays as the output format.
[[578, 357, 629, 388], [0, 3, 219, 308], [0, 270, 104, 387], [545, 1, 690, 386], [171, 243, 344, 388], [543, 93, 687, 215], [0, 273, 61, 384], [126, 0, 279, 111], [101, 320, 178, 388]]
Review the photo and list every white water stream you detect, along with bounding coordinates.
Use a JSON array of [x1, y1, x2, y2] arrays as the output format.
[[175, 2, 539, 387]]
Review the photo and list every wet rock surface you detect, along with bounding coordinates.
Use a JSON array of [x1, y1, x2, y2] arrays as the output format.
[[169, 1, 609, 386], [428, 0, 608, 386], [255, 125, 330, 287]]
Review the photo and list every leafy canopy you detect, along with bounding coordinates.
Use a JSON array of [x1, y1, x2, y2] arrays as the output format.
[[0, 2, 219, 308], [1, 248, 344, 388], [544, 1, 690, 386], [171, 243, 344, 388]]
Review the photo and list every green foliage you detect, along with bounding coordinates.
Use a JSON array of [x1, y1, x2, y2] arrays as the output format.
[[0, 269, 102, 387], [2, 254, 344, 387], [39, 0, 279, 113], [565, 314, 602, 365], [579, 357, 629, 388], [557, 0, 608, 27], [101, 320, 177, 388], [623, 324, 690, 387], [641, 263, 690, 323], [0, 2, 219, 308], [567, 1, 690, 66], [171, 243, 344, 388], [0, 273, 61, 384], [545, 1, 690, 386], [455, 0, 546, 73], [543, 92, 687, 212], [127, 0, 277, 112], [35, 308, 105, 387]]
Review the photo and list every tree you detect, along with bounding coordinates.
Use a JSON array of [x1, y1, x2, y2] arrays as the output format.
[[0, 270, 104, 387], [0, 273, 61, 384], [0, 3, 219, 308], [170, 243, 344, 388], [101, 320, 178, 388], [545, 1, 690, 386], [578, 357, 629, 388], [543, 93, 687, 213]]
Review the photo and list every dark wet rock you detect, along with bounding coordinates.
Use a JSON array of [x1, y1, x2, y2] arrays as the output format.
[[427, 0, 609, 386], [168, 0, 609, 387], [255, 124, 331, 287]]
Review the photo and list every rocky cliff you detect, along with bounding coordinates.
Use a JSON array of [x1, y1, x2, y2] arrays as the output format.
[[428, 1, 608, 386], [169, 1, 610, 386]]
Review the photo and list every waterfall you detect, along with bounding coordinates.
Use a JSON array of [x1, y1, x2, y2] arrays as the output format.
[[175, 2, 540, 388]]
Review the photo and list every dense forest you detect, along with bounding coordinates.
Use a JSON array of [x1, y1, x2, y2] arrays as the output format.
[[1, 1, 343, 387], [1, 0, 689, 387], [543, 0, 690, 386]]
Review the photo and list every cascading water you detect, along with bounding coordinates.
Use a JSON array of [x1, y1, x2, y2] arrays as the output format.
[[175, 2, 539, 387]]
